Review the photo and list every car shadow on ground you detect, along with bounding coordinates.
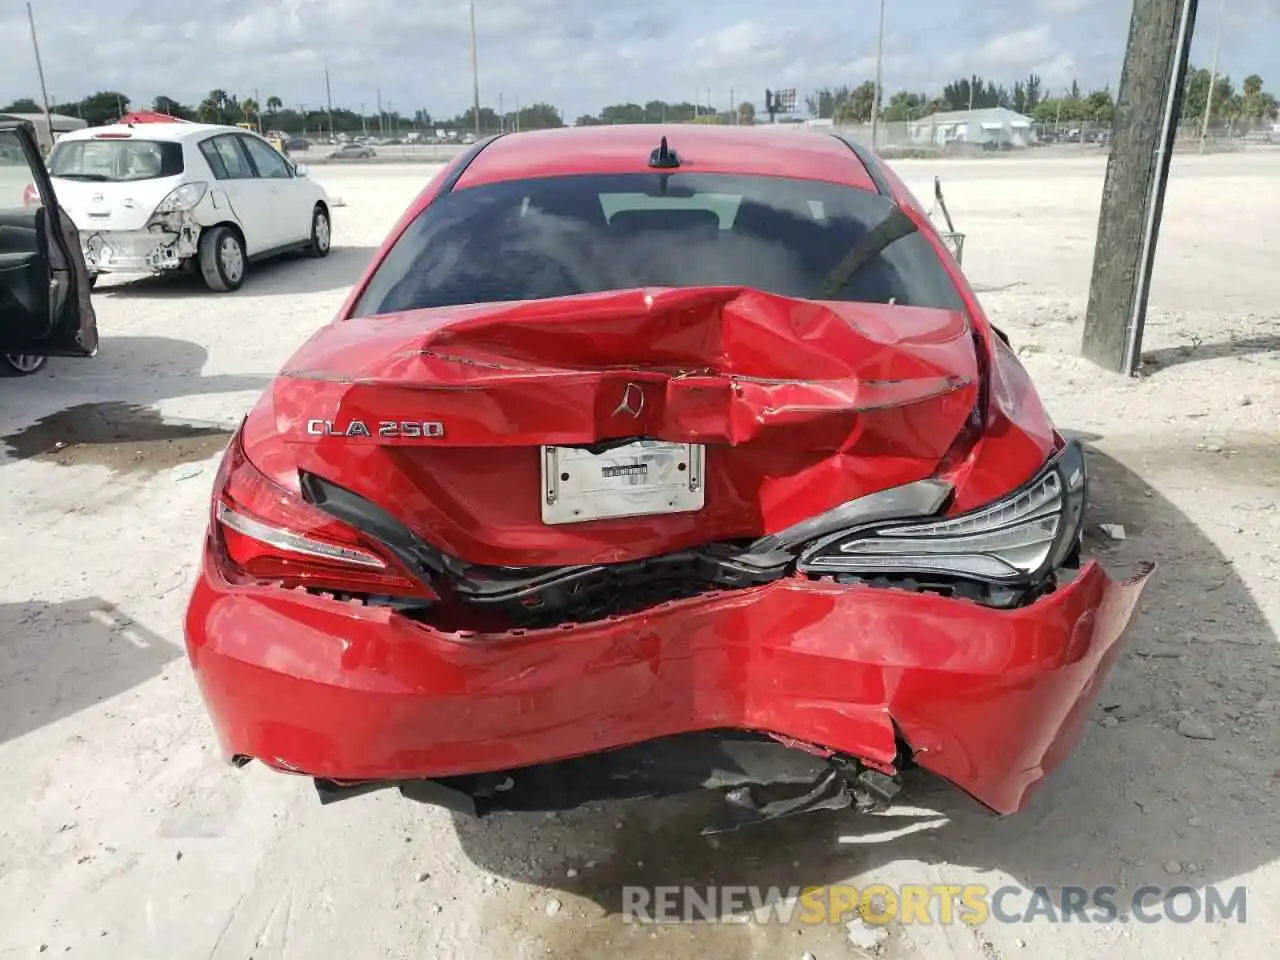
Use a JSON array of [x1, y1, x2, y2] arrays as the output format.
[[0, 335, 270, 414], [1141, 333, 1280, 373], [92, 245, 379, 299], [0, 335, 273, 450], [448, 438, 1279, 952], [0, 598, 179, 745]]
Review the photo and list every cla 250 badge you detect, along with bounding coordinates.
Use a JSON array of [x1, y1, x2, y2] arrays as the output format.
[[306, 419, 445, 439]]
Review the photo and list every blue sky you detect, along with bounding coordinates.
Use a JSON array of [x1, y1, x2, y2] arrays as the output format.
[[1, 0, 1276, 120]]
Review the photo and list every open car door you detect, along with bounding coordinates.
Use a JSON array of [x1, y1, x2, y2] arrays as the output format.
[[0, 120, 97, 367]]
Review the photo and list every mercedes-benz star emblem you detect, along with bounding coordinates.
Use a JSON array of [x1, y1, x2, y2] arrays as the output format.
[[612, 382, 645, 418]]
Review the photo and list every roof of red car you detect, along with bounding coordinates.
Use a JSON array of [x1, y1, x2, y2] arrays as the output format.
[[452, 124, 880, 192]]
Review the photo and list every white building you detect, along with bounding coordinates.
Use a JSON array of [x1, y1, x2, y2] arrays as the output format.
[[908, 107, 1034, 148]]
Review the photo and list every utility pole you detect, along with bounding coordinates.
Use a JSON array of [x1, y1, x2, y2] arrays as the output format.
[[869, 0, 886, 150], [324, 64, 334, 140], [730, 87, 736, 123], [376, 87, 383, 135], [25, 2, 53, 145], [514, 96, 520, 133], [499, 92, 504, 132], [1082, 0, 1200, 374], [469, 0, 481, 135], [1199, 0, 1225, 152], [360, 103, 367, 135]]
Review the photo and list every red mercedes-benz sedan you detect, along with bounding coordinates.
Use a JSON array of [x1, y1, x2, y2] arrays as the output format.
[[184, 125, 1153, 832]]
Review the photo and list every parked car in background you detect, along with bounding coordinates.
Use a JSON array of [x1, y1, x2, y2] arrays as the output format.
[[283, 137, 311, 152], [1, 120, 97, 376], [35, 120, 332, 292], [327, 143, 376, 160]]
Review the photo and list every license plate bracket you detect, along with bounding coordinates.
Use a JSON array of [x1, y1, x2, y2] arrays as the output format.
[[541, 440, 705, 524]]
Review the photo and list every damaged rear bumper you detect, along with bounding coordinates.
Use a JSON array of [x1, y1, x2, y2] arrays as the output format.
[[81, 219, 200, 274], [184, 553, 1154, 817]]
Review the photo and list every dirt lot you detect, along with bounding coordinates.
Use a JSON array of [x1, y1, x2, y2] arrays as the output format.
[[1, 154, 1277, 959]]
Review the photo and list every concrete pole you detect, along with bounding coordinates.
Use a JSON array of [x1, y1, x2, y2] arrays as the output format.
[[1199, 0, 1225, 152], [469, 0, 481, 136], [869, 0, 886, 150], [26, 3, 54, 147], [1082, 0, 1200, 374]]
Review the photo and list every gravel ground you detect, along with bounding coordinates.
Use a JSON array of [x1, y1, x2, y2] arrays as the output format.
[[1, 154, 1277, 959]]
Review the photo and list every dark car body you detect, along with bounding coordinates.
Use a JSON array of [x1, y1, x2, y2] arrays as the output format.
[[184, 125, 1152, 830], [0, 120, 97, 376]]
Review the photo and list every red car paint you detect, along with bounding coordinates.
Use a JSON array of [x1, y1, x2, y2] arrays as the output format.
[[186, 555, 1153, 814], [254, 286, 1038, 567], [184, 125, 1153, 815]]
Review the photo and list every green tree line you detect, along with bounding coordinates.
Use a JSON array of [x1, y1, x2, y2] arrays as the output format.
[[795, 69, 1276, 125], [3, 67, 1275, 134], [0, 89, 566, 134]]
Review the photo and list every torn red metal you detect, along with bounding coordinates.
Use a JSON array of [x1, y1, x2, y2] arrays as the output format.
[[183, 125, 1154, 827], [185, 285, 1153, 820], [251, 287, 991, 567], [186, 548, 1154, 816]]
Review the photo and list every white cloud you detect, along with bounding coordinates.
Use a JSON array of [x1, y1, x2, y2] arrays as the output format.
[[0, 0, 1275, 119]]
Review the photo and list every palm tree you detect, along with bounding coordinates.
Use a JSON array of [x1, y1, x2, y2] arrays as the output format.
[[242, 97, 261, 132], [264, 95, 283, 135]]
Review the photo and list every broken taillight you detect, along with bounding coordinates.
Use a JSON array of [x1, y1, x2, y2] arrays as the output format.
[[212, 430, 434, 600]]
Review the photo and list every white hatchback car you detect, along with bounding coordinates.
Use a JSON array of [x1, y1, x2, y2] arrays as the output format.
[[33, 121, 332, 291]]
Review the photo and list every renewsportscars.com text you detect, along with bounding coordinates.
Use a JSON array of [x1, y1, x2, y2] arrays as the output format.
[[622, 883, 1248, 926]]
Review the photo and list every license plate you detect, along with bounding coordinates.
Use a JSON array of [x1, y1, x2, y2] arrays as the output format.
[[541, 440, 705, 524]]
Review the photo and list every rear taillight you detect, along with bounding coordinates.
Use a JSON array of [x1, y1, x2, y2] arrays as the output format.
[[212, 431, 433, 599], [22, 184, 40, 208], [153, 181, 207, 215]]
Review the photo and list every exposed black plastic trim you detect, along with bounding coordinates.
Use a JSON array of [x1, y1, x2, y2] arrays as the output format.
[[832, 134, 892, 197], [434, 134, 503, 197]]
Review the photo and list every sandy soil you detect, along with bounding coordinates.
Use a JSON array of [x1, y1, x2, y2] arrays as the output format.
[[1, 154, 1277, 959]]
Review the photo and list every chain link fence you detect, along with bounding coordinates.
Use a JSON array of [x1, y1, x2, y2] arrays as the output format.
[[284, 115, 1279, 165], [755, 116, 1278, 158]]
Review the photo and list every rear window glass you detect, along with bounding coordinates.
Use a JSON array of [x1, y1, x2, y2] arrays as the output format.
[[353, 173, 964, 317], [48, 138, 183, 182]]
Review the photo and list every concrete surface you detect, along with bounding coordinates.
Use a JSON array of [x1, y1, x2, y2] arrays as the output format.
[[1, 154, 1277, 959]]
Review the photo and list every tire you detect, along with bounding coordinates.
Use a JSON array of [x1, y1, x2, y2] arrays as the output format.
[[307, 205, 332, 258], [198, 226, 246, 292], [0, 353, 48, 377]]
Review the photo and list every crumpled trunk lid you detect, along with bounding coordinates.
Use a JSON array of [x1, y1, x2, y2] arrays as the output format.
[[249, 286, 980, 567]]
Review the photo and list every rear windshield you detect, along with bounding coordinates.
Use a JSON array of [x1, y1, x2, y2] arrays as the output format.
[[353, 172, 964, 317], [48, 138, 184, 182]]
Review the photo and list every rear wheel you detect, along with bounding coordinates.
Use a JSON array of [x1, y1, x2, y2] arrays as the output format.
[[198, 226, 246, 292], [307, 205, 331, 258], [0, 353, 48, 377]]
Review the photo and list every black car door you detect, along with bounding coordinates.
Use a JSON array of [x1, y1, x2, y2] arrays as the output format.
[[0, 120, 97, 356]]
